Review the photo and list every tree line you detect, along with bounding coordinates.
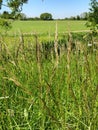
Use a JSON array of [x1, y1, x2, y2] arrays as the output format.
[[0, 11, 53, 20], [0, 11, 88, 21]]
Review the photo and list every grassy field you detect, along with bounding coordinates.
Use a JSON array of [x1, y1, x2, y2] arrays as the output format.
[[1, 20, 88, 35], [1, 20, 89, 43], [0, 20, 98, 129]]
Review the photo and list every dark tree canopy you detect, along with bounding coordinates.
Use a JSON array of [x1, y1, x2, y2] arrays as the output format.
[[88, 0, 98, 26], [0, 0, 2, 9], [40, 13, 53, 20], [1, 11, 10, 19]]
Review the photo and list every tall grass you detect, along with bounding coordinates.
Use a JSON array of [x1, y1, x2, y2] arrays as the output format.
[[0, 31, 98, 130]]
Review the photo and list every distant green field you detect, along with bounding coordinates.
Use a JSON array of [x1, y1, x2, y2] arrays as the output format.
[[2, 20, 88, 35]]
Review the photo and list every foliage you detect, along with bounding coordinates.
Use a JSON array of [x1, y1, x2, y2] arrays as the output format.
[[0, 0, 2, 9], [0, 11, 10, 19], [80, 12, 89, 20], [64, 12, 89, 21], [87, 0, 98, 31], [76, 15, 80, 20], [0, 18, 12, 30], [0, 0, 28, 29], [0, 0, 28, 14], [14, 12, 27, 20], [40, 12, 53, 20]]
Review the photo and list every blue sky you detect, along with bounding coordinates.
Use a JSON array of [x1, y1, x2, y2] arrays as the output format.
[[22, 0, 90, 18], [1, 0, 90, 19]]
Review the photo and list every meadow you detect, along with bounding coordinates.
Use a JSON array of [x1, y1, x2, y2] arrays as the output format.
[[0, 20, 98, 130], [1, 20, 88, 35]]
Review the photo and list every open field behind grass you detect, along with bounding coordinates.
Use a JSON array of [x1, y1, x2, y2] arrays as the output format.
[[0, 20, 89, 43], [1, 20, 88, 35]]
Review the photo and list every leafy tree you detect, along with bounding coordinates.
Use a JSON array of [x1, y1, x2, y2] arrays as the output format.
[[7, 0, 28, 15], [0, 0, 28, 13], [40, 13, 53, 20], [80, 12, 89, 20], [1, 11, 10, 19], [0, 0, 28, 29], [0, 18, 11, 31], [87, 0, 98, 29], [76, 15, 80, 20], [0, 0, 2, 9], [15, 13, 26, 20], [69, 16, 76, 20]]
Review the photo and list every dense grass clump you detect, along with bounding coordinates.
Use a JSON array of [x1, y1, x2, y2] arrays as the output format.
[[0, 32, 98, 130]]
